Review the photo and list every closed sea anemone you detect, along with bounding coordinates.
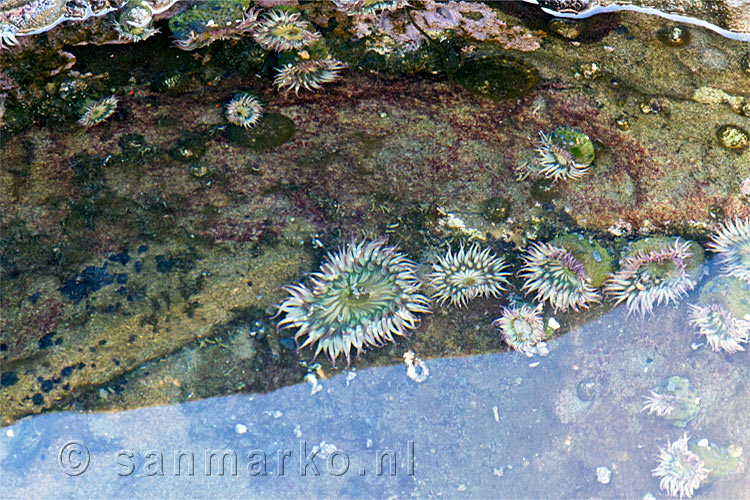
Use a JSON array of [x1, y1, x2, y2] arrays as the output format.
[[77, 95, 119, 127], [492, 302, 549, 357], [225, 93, 264, 129], [252, 10, 321, 52], [604, 237, 703, 317], [276, 239, 431, 366], [652, 433, 710, 499], [707, 217, 750, 281], [273, 58, 347, 94], [534, 126, 595, 181], [427, 243, 510, 308], [113, 0, 159, 42], [519, 241, 601, 312]]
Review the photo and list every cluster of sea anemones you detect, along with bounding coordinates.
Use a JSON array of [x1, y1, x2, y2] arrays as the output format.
[[276, 239, 430, 366], [332, 0, 405, 16], [225, 93, 264, 129], [426, 243, 509, 308], [652, 433, 710, 499], [519, 241, 601, 312]]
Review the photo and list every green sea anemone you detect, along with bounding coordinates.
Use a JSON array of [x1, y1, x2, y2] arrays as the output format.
[[225, 93, 264, 129], [519, 241, 601, 312], [707, 217, 750, 282], [652, 433, 710, 499], [534, 126, 595, 181], [492, 302, 549, 356], [605, 237, 704, 317], [273, 57, 347, 94], [77, 95, 119, 127], [276, 239, 430, 365], [427, 243, 510, 308], [252, 10, 320, 53]]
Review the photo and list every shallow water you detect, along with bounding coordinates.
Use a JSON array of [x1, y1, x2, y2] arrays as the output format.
[[2, 261, 749, 498]]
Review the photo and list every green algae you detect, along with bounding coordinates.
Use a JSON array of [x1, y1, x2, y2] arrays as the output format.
[[551, 232, 613, 288], [698, 276, 750, 319], [226, 113, 296, 150], [455, 55, 539, 100], [647, 375, 700, 428]]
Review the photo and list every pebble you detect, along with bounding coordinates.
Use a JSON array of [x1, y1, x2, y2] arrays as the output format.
[[596, 466, 612, 484]]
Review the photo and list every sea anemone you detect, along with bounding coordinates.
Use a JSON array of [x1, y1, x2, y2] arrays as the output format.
[[77, 95, 119, 127], [640, 376, 700, 428], [519, 241, 601, 312], [113, 0, 159, 42], [652, 433, 710, 499], [688, 303, 750, 354], [492, 302, 549, 357], [169, 0, 260, 51], [534, 126, 595, 181], [332, 0, 403, 15], [252, 10, 321, 52], [276, 239, 430, 366], [604, 237, 703, 317], [0, 24, 19, 49], [225, 93, 264, 129], [707, 217, 750, 281], [427, 243, 510, 308], [273, 58, 347, 94]]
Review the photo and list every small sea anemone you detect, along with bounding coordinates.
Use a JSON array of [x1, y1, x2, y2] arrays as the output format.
[[641, 376, 700, 428], [534, 126, 595, 181], [113, 0, 159, 42], [77, 95, 119, 127], [427, 243, 510, 308], [225, 93, 264, 129], [605, 237, 703, 317], [492, 302, 549, 357], [688, 303, 750, 354], [276, 239, 430, 366], [652, 433, 710, 499], [642, 391, 677, 417], [252, 10, 321, 52], [169, 0, 260, 51], [273, 58, 347, 94], [707, 217, 750, 281], [0, 24, 19, 49], [519, 241, 601, 312]]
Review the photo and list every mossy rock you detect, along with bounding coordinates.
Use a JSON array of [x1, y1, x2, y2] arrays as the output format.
[[226, 113, 296, 151], [456, 55, 539, 101], [552, 233, 613, 288], [698, 276, 750, 319]]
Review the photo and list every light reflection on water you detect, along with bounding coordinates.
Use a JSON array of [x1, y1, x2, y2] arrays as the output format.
[[1, 270, 749, 499]]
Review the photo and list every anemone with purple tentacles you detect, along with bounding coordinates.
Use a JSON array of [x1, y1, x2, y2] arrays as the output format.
[[276, 239, 430, 366], [519, 241, 600, 312], [652, 433, 710, 499], [707, 217, 750, 282], [605, 237, 703, 317]]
